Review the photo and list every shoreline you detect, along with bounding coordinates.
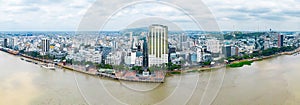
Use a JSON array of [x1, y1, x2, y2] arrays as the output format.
[[181, 47, 300, 72], [1, 47, 300, 82], [0, 48, 165, 83]]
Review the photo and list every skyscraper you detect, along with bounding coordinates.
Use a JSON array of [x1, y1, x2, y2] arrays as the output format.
[[42, 38, 50, 53], [141, 37, 148, 68], [147, 24, 168, 67], [222, 45, 231, 57], [8, 38, 14, 48], [3, 38, 8, 48], [8, 37, 17, 48], [278, 34, 284, 48]]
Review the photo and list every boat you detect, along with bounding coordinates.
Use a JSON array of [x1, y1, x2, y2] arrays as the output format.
[[41, 63, 55, 70], [25, 59, 32, 63], [20, 58, 24, 60]]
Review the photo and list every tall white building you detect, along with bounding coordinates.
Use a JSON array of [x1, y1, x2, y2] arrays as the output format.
[[206, 38, 221, 53], [148, 24, 168, 67], [130, 51, 136, 65], [42, 38, 50, 53], [196, 47, 203, 62], [8, 38, 15, 48]]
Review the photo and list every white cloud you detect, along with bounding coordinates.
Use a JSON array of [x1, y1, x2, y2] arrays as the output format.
[[0, 0, 299, 31], [0, 0, 94, 31], [202, 0, 300, 31]]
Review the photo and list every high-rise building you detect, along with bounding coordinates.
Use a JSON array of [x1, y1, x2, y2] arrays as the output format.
[[179, 33, 188, 50], [141, 37, 148, 67], [42, 38, 50, 53], [196, 47, 203, 62], [231, 46, 239, 56], [148, 24, 168, 67], [206, 38, 221, 53], [8, 38, 14, 48], [168, 45, 176, 63], [278, 34, 284, 48], [8, 37, 17, 48], [3, 38, 8, 48], [222, 45, 232, 57], [130, 32, 133, 48]]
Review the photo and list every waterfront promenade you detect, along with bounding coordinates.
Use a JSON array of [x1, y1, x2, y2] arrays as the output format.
[[2, 46, 299, 83], [0, 47, 165, 83]]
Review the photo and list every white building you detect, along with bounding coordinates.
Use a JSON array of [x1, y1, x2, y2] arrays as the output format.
[[196, 47, 203, 62], [148, 24, 168, 67], [105, 51, 122, 65], [206, 38, 221, 53], [8, 37, 18, 48], [130, 52, 136, 65], [231, 46, 238, 56]]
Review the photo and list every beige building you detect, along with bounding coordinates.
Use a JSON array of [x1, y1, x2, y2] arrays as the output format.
[[148, 24, 168, 67]]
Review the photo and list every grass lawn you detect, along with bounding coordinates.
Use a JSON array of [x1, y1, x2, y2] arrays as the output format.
[[227, 61, 254, 68]]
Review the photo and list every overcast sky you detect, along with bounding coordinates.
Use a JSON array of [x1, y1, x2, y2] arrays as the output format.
[[0, 0, 299, 31]]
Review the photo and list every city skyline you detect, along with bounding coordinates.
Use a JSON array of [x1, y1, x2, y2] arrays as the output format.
[[1, 1, 300, 105]]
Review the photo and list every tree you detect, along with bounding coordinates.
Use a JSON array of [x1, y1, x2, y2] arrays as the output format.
[[132, 66, 142, 71], [97, 64, 113, 69], [167, 62, 181, 71], [203, 61, 211, 66]]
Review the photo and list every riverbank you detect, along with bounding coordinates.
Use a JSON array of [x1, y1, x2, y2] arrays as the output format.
[[1, 46, 299, 82], [181, 47, 300, 72], [0, 49, 165, 83], [228, 47, 300, 68], [227, 60, 253, 68]]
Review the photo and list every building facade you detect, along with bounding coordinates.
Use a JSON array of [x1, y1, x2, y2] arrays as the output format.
[[3, 38, 8, 48], [148, 24, 168, 67], [42, 38, 50, 53], [206, 39, 221, 53], [278, 34, 284, 48]]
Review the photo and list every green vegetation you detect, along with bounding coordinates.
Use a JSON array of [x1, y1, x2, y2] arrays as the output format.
[[96, 64, 113, 69], [227, 61, 253, 68], [203, 61, 211, 66], [170, 71, 181, 74], [65, 59, 73, 64], [131, 66, 143, 74], [166, 62, 181, 71], [261, 46, 296, 56], [148, 66, 163, 72], [22, 51, 55, 60], [226, 46, 297, 68], [224, 32, 265, 40], [113, 65, 127, 71], [227, 46, 297, 62], [131, 66, 143, 71], [227, 54, 253, 61]]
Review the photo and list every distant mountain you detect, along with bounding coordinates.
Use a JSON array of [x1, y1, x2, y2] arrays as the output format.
[[121, 27, 148, 33]]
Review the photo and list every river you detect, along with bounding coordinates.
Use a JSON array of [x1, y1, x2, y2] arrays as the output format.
[[0, 51, 300, 105]]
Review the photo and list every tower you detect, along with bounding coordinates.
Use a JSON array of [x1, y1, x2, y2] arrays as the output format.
[[3, 38, 8, 48], [147, 24, 168, 67], [42, 38, 50, 53], [278, 34, 284, 48]]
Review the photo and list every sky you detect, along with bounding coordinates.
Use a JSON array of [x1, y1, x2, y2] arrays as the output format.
[[0, 0, 299, 31]]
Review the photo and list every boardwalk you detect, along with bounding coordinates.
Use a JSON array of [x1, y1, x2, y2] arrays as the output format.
[[116, 71, 165, 83]]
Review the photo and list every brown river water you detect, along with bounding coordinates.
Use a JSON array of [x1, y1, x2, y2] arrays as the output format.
[[1, 51, 300, 105]]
